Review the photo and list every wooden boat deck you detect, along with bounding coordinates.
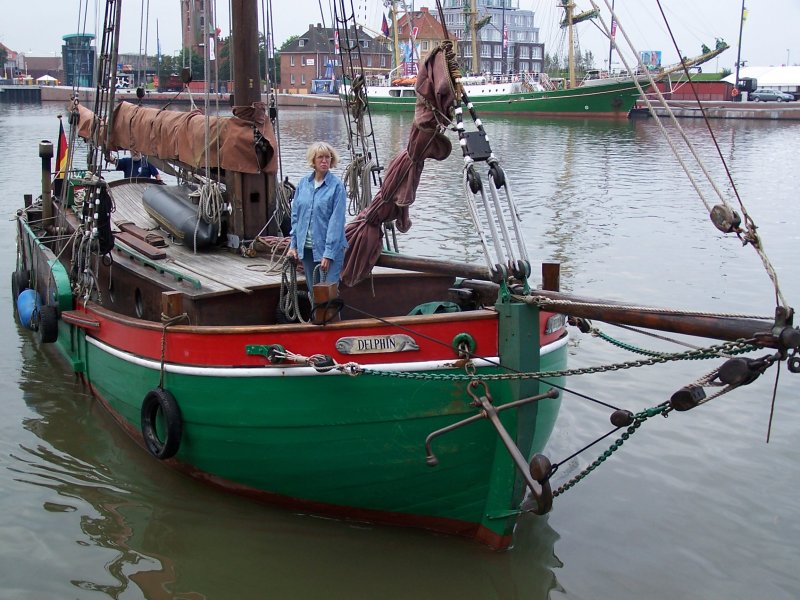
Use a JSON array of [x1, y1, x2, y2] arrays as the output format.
[[106, 180, 402, 300], [108, 181, 289, 297]]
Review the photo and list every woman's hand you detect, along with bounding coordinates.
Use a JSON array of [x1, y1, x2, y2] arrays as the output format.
[[287, 247, 299, 260], [320, 257, 331, 272]]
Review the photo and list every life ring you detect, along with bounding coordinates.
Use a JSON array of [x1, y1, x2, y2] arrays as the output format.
[[730, 88, 739, 97], [140, 387, 183, 459]]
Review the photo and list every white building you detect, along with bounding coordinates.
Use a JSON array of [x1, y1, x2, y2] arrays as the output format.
[[723, 66, 800, 98]]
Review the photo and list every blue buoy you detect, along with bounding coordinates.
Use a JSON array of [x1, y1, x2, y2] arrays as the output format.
[[17, 289, 41, 330]]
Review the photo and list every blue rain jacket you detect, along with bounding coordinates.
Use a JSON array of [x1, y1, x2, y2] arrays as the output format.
[[289, 170, 348, 262]]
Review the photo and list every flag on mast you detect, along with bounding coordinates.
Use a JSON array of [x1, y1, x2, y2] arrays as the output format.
[[381, 13, 390, 37], [55, 119, 68, 180], [53, 117, 69, 196]]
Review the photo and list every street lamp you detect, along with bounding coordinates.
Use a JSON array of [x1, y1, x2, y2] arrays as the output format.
[[787, 49, 791, 66]]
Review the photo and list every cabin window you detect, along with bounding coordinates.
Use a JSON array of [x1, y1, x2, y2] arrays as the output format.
[[402, 89, 415, 97]]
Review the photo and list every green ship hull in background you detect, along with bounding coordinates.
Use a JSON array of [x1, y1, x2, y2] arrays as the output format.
[[351, 78, 642, 116]]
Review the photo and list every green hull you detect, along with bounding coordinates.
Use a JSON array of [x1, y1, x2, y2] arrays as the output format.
[[78, 332, 566, 545], [357, 79, 642, 116]]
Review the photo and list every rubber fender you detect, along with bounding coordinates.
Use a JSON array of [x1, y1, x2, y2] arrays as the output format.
[[141, 388, 183, 460], [17, 289, 41, 330], [36, 305, 59, 344], [11, 269, 30, 301]]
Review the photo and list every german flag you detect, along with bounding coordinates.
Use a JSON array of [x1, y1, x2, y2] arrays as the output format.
[[55, 118, 68, 180], [53, 118, 68, 197]]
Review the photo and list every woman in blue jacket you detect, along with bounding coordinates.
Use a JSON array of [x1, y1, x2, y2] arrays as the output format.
[[287, 142, 348, 286]]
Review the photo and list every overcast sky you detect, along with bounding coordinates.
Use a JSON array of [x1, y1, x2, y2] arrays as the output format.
[[1, 1, 796, 72]]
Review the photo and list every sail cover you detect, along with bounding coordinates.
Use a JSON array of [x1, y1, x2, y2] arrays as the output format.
[[74, 101, 278, 175], [340, 42, 459, 287]]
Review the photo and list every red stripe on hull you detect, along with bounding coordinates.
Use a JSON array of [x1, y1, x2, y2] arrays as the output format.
[[76, 302, 564, 367]]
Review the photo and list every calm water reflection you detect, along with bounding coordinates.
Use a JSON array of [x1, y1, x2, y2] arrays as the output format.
[[1, 102, 799, 599]]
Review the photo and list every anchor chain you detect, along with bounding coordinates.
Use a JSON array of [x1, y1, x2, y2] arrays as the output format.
[[356, 339, 759, 382], [551, 403, 670, 499]]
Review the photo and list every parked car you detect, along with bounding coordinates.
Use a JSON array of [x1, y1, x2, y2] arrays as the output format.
[[749, 88, 795, 102]]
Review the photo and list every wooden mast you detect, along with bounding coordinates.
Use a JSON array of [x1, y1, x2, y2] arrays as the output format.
[[565, 0, 575, 88], [229, 0, 276, 240], [391, 1, 401, 73]]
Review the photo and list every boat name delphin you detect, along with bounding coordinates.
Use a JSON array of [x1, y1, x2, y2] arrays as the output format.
[[336, 334, 420, 354]]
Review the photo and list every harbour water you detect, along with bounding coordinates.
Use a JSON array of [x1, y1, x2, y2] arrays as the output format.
[[1, 102, 799, 599]]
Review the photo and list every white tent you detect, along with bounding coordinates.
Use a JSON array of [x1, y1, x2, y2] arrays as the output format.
[[36, 74, 58, 86], [722, 66, 800, 89]]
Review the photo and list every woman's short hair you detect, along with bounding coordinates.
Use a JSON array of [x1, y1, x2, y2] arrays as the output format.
[[306, 141, 339, 169]]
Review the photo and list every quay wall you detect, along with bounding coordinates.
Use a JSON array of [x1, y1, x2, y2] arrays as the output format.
[[4, 85, 798, 120]]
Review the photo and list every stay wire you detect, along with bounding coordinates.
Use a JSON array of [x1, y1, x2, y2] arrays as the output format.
[[595, 0, 789, 309]]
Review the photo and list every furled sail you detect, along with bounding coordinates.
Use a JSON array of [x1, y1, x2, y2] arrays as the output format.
[[340, 42, 459, 287], [74, 101, 278, 175]]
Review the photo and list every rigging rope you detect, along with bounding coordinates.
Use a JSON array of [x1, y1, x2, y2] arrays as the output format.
[[591, 0, 789, 309], [343, 154, 376, 215]]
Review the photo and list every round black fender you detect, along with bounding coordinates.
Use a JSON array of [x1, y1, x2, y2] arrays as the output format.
[[140, 388, 183, 460], [11, 269, 29, 304], [36, 304, 59, 344]]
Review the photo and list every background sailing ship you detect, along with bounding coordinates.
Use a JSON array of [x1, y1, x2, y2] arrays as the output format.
[[343, 0, 727, 116]]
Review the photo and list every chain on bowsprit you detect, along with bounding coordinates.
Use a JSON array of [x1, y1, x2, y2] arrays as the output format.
[[549, 403, 670, 499], [452, 89, 531, 288], [540, 350, 782, 501]]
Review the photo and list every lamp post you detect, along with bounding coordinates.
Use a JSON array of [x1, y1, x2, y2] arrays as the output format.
[[733, 0, 745, 102], [787, 49, 791, 66]]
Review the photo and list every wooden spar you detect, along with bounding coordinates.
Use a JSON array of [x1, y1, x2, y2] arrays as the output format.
[[526, 289, 775, 343], [460, 280, 778, 344], [376, 253, 492, 281], [229, 0, 275, 240], [372, 255, 785, 345]]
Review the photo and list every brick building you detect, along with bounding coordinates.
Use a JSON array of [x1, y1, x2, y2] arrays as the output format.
[[280, 24, 391, 94], [393, 6, 447, 74]]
